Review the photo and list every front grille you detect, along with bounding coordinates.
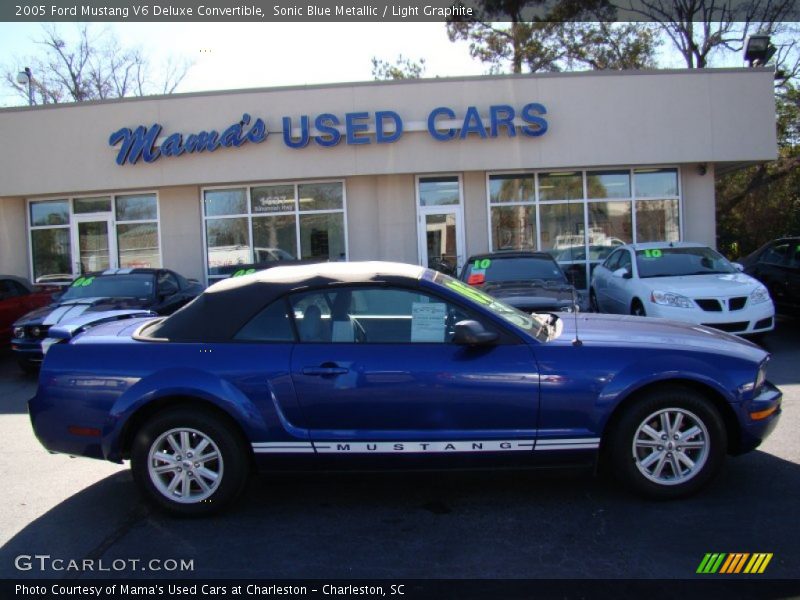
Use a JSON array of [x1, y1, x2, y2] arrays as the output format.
[[703, 321, 748, 333], [25, 325, 50, 339], [695, 299, 722, 312], [755, 317, 773, 330], [729, 297, 748, 311]]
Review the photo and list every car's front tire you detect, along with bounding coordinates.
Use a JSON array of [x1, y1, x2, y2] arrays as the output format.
[[608, 387, 727, 499], [131, 407, 250, 516], [630, 299, 646, 317], [589, 289, 600, 313]]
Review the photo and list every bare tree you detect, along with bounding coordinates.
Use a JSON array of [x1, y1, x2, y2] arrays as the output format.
[[4, 24, 192, 105]]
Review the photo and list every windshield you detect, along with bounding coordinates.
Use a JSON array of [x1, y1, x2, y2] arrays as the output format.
[[635, 247, 737, 278], [462, 256, 567, 286], [60, 274, 155, 301], [430, 271, 551, 341]]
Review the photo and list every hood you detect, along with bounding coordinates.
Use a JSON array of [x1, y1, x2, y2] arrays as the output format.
[[482, 281, 574, 309], [14, 296, 154, 326], [637, 273, 762, 297], [551, 312, 767, 363]]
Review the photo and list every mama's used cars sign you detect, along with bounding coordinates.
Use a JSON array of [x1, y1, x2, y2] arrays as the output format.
[[108, 103, 548, 165]]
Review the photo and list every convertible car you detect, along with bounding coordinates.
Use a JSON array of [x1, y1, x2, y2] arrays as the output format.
[[29, 262, 782, 515]]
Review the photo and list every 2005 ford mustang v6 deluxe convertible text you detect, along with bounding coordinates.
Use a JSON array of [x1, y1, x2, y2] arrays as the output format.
[[29, 262, 782, 515]]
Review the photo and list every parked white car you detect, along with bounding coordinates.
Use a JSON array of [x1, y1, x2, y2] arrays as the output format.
[[590, 242, 775, 335]]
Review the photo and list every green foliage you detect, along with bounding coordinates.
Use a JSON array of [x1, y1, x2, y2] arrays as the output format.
[[371, 55, 426, 80]]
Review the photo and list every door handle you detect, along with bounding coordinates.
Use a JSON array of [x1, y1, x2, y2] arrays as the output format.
[[302, 365, 349, 376]]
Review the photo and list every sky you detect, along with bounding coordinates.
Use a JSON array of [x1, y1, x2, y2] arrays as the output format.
[[0, 22, 743, 107]]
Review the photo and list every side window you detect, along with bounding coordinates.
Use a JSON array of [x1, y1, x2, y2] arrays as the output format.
[[290, 287, 477, 344], [234, 298, 295, 342], [617, 250, 632, 273], [761, 243, 790, 266], [603, 250, 621, 271]]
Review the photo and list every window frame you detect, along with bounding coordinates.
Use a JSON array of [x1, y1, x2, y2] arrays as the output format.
[[200, 179, 348, 285], [485, 166, 683, 290], [26, 190, 162, 283]]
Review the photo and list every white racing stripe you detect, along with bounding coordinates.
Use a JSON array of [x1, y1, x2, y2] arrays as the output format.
[[250, 438, 599, 454]]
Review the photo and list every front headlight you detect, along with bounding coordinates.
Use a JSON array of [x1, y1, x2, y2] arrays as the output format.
[[651, 290, 694, 308], [755, 360, 768, 393], [12, 326, 24, 339], [749, 286, 770, 305]]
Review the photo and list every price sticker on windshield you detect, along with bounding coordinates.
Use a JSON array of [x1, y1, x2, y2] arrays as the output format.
[[642, 249, 663, 259], [72, 276, 95, 287]]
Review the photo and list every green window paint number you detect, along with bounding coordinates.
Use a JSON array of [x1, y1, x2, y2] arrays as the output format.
[[643, 249, 662, 259], [473, 258, 491, 269], [72, 276, 95, 287]]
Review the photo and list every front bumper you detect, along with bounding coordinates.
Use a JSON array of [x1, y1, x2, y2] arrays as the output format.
[[735, 381, 782, 454], [10, 338, 44, 362], [646, 301, 775, 335]]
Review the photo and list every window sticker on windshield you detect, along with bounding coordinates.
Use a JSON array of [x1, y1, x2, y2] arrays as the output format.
[[411, 302, 447, 342], [72, 276, 95, 287], [473, 258, 491, 270], [232, 268, 257, 277], [445, 279, 492, 305], [641, 249, 663, 259]]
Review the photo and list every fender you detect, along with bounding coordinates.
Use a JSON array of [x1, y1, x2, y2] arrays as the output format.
[[102, 367, 271, 461], [595, 352, 742, 431]]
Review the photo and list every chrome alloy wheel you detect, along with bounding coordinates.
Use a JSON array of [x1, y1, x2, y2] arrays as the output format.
[[147, 427, 224, 504], [632, 408, 709, 486]]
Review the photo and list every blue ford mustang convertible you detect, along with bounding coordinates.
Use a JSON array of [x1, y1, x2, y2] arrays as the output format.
[[29, 262, 782, 515]]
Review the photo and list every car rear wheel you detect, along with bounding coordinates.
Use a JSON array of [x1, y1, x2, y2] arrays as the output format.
[[131, 408, 250, 516], [631, 299, 646, 317], [607, 387, 727, 499]]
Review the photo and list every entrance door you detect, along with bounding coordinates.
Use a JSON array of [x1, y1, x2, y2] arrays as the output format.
[[418, 208, 465, 276], [71, 215, 117, 275]]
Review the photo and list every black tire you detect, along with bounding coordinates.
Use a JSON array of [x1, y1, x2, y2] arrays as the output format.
[[16, 357, 39, 375], [607, 386, 727, 499], [631, 299, 646, 317], [131, 407, 250, 516], [589, 289, 600, 313]]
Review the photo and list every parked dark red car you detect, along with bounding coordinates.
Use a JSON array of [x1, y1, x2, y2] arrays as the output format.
[[0, 276, 58, 346]]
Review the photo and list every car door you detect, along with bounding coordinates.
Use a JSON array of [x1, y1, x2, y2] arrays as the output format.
[[0, 279, 19, 342], [593, 250, 621, 311], [752, 242, 792, 310], [605, 249, 634, 314], [288, 285, 540, 459]]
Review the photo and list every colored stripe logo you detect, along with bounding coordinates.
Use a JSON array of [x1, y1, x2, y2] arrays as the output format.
[[697, 553, 773, 574]]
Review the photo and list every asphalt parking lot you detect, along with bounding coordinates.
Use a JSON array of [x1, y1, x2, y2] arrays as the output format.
[[0, 320, 799, 581]]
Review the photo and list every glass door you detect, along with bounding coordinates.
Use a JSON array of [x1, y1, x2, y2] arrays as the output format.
[[71, 215, 117, 275], [418, 208, 464, 276]]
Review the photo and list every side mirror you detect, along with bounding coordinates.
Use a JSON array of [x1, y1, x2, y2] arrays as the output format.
[[452, 320, 499, 346], [612, 267, 631, 279], [732, 262, 744, 272], [158, 281, 179, 298]]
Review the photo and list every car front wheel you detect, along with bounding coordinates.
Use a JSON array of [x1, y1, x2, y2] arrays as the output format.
[[608, 387, 727, 499], [131, 408, 250, 516]]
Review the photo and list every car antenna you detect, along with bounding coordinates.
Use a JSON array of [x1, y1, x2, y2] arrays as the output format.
[[571, 285, 582, 347]]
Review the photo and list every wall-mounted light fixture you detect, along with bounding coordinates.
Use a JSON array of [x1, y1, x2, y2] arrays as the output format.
[[697, 164, 708, 176], [744, 35, 776, 67]]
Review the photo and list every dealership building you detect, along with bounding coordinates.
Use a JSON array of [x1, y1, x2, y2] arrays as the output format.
[[0, 68, 777, 290]]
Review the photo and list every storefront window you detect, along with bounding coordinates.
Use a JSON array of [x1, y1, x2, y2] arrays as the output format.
[[300, 213, 346, 260], [418, 176, 460, 206], [538, 172, 583, 201], [588, 202, 632, 260], [31, 228, 72, 281], [636, 199, 680, 242], [489, 175, 535, 204], [74, 196, 112, 214], [491, 206, 536, 251], [202, 181, 347, 281], [204, 188, 247, 217], [206, 217, 250, 276], [634, 168, 678, 198], [252, 215, 297, 261], [30, 200, 69, 226], [116, 194, 158, 221], [587, 171, 630, 199], [251, 185, 295, 214], [117, 223, 160, 269], [486, 167, 682, 291]]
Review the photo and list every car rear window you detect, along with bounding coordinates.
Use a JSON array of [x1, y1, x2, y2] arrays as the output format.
[[462, 256, 567, 286], [60, 274, 155, 300]]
